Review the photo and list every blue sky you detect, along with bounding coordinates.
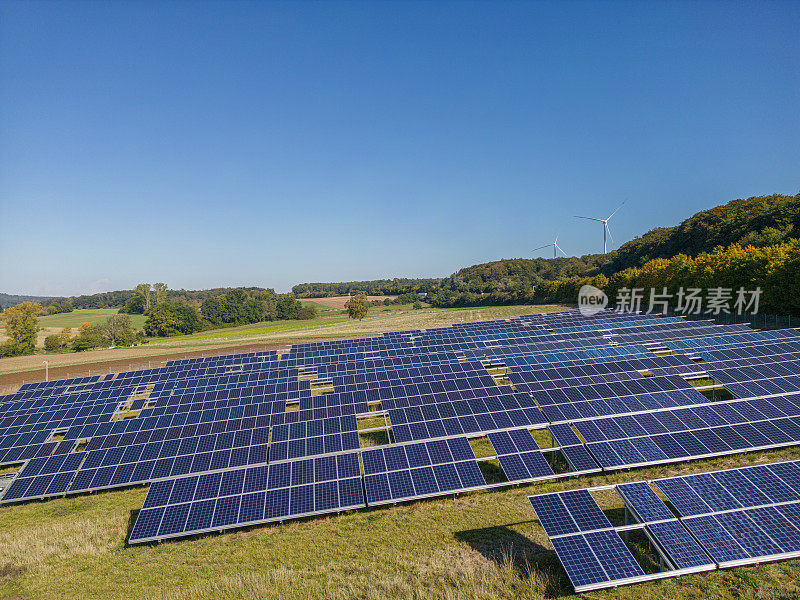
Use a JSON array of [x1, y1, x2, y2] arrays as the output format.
[[1, 1, 798, 296]]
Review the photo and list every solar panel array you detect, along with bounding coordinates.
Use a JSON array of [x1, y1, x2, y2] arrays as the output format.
[[1, 307, 799, 563], [528, 459, 800, 592]]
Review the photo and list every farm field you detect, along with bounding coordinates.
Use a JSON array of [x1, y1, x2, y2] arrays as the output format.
[[0, 304, 567, 383], [1, 447, 798, 600], [38, 309, 148, 331], [0, 309, 148, 349], [307, 295, 398, 309]]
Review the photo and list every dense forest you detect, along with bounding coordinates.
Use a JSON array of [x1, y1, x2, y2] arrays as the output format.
[[70, 286, 277, 310], [0, 293, 56, 309], [292, 194, 798, 309], [0, 287, 279, 311], [438, 255, 606, 294], [604, 193, 799, 273], [292, 279, 441, 297], [536, 240, 800, 316]]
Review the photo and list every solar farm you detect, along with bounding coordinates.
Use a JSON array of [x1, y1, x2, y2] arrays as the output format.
[[3, 309, 800, 594]]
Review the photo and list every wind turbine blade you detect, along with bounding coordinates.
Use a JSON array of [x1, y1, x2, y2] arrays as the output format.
[[605, 222, 613, 243], [574, 215, 603, 222], [555, 243, 568, 257], [532, 244, 553, 252], [606, 201, 625, 220], [554, 233, 559, 243]]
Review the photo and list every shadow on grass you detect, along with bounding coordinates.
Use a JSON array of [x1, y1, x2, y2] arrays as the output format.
[[359, 430, 389, 447], [124, 508, 140, 547], [454, 525, 570, 598]]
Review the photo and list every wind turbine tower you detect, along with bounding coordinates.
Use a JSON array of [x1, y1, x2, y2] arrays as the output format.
[[532, 234, 568, 259], [574, 202, 625, 253]]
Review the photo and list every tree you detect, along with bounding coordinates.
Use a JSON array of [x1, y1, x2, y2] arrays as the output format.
[[345, 294, 370, 321], [0, 301, 41, 355], [104, 313, 134, 346], [45, 299, 73, 315], [201, 296, 226, 325], [59, 327, 72, 348], [121, 294, 145, 314], [44, 335, 62, 351], [145, 303, 202, 337], [153, 282, 168, 306], [71, 323, 108, 351], [135, 283, 152, 313]]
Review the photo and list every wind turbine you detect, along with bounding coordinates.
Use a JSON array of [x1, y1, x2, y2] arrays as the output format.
[[574, 202, 625, 253], [533, 234, 568, 259]]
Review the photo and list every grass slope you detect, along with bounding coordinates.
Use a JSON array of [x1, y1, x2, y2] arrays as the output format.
[[1, 447, 799, 600], [38, 309, 148, 331]]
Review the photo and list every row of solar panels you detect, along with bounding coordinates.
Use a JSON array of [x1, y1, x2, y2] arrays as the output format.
[[3, 312, 796, 552], [529, 459, 800, 592]]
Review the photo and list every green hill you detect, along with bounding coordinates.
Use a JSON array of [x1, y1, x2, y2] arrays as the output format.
[[605, 193, 799, 272]]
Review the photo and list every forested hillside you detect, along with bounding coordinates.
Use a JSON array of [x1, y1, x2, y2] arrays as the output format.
[[439, 256, 606, 293], [428, 192, 800, 312], [604, 193, 799, 272], [0, 293, 55, 308]]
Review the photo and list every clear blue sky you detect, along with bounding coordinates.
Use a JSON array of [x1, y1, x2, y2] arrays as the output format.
[[1, 1, 798, 296]]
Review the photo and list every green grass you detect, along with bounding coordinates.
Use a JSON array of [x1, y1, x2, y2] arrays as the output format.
[[148, 304, 566, 346], [3, 448, 798, 599], [166, 312, 353, 342], [38, 309, 147, 331], [298, 299, 339, 313]]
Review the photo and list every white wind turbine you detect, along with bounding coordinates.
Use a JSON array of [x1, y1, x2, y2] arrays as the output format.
[[574, 202, 625, 253], [533, 234, 568, 259]]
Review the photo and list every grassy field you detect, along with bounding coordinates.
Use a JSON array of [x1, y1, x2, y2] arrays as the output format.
[[1, 447, 798, 600], [37, 309, 148, 331], [160, 304, 564, 345]]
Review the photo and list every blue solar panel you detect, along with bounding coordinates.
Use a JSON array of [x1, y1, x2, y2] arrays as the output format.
[[585, 529, 645, 581], [410, 467, 438, 495], [560, 490, 613, 533], [681, 515, 750, 564], [528, 493, 578, 537], [654, 478, 712, 517], [11, 315, 800, 548], [560, 444, 600, 472], [617, 482, 674, 523], [497, 454, 530, 481], [740, 465, 799, 503], [550, 534, 609, 589], [682, 474, 742, 512], [713, 511, 782, 558], [645, 520, 714, 569], [364, 474, 391, 504]]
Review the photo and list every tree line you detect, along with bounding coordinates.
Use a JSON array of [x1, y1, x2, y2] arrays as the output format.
[[0, 285, 317, 356], [536, 239, 800, 316], [292, 278, 441, 297], [129, 284, 316, 337]]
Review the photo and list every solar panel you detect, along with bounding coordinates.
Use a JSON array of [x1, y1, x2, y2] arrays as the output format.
[[645, 520, 714, 570], [550, 534, 610, 590], [617, 482, 674, 523]]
